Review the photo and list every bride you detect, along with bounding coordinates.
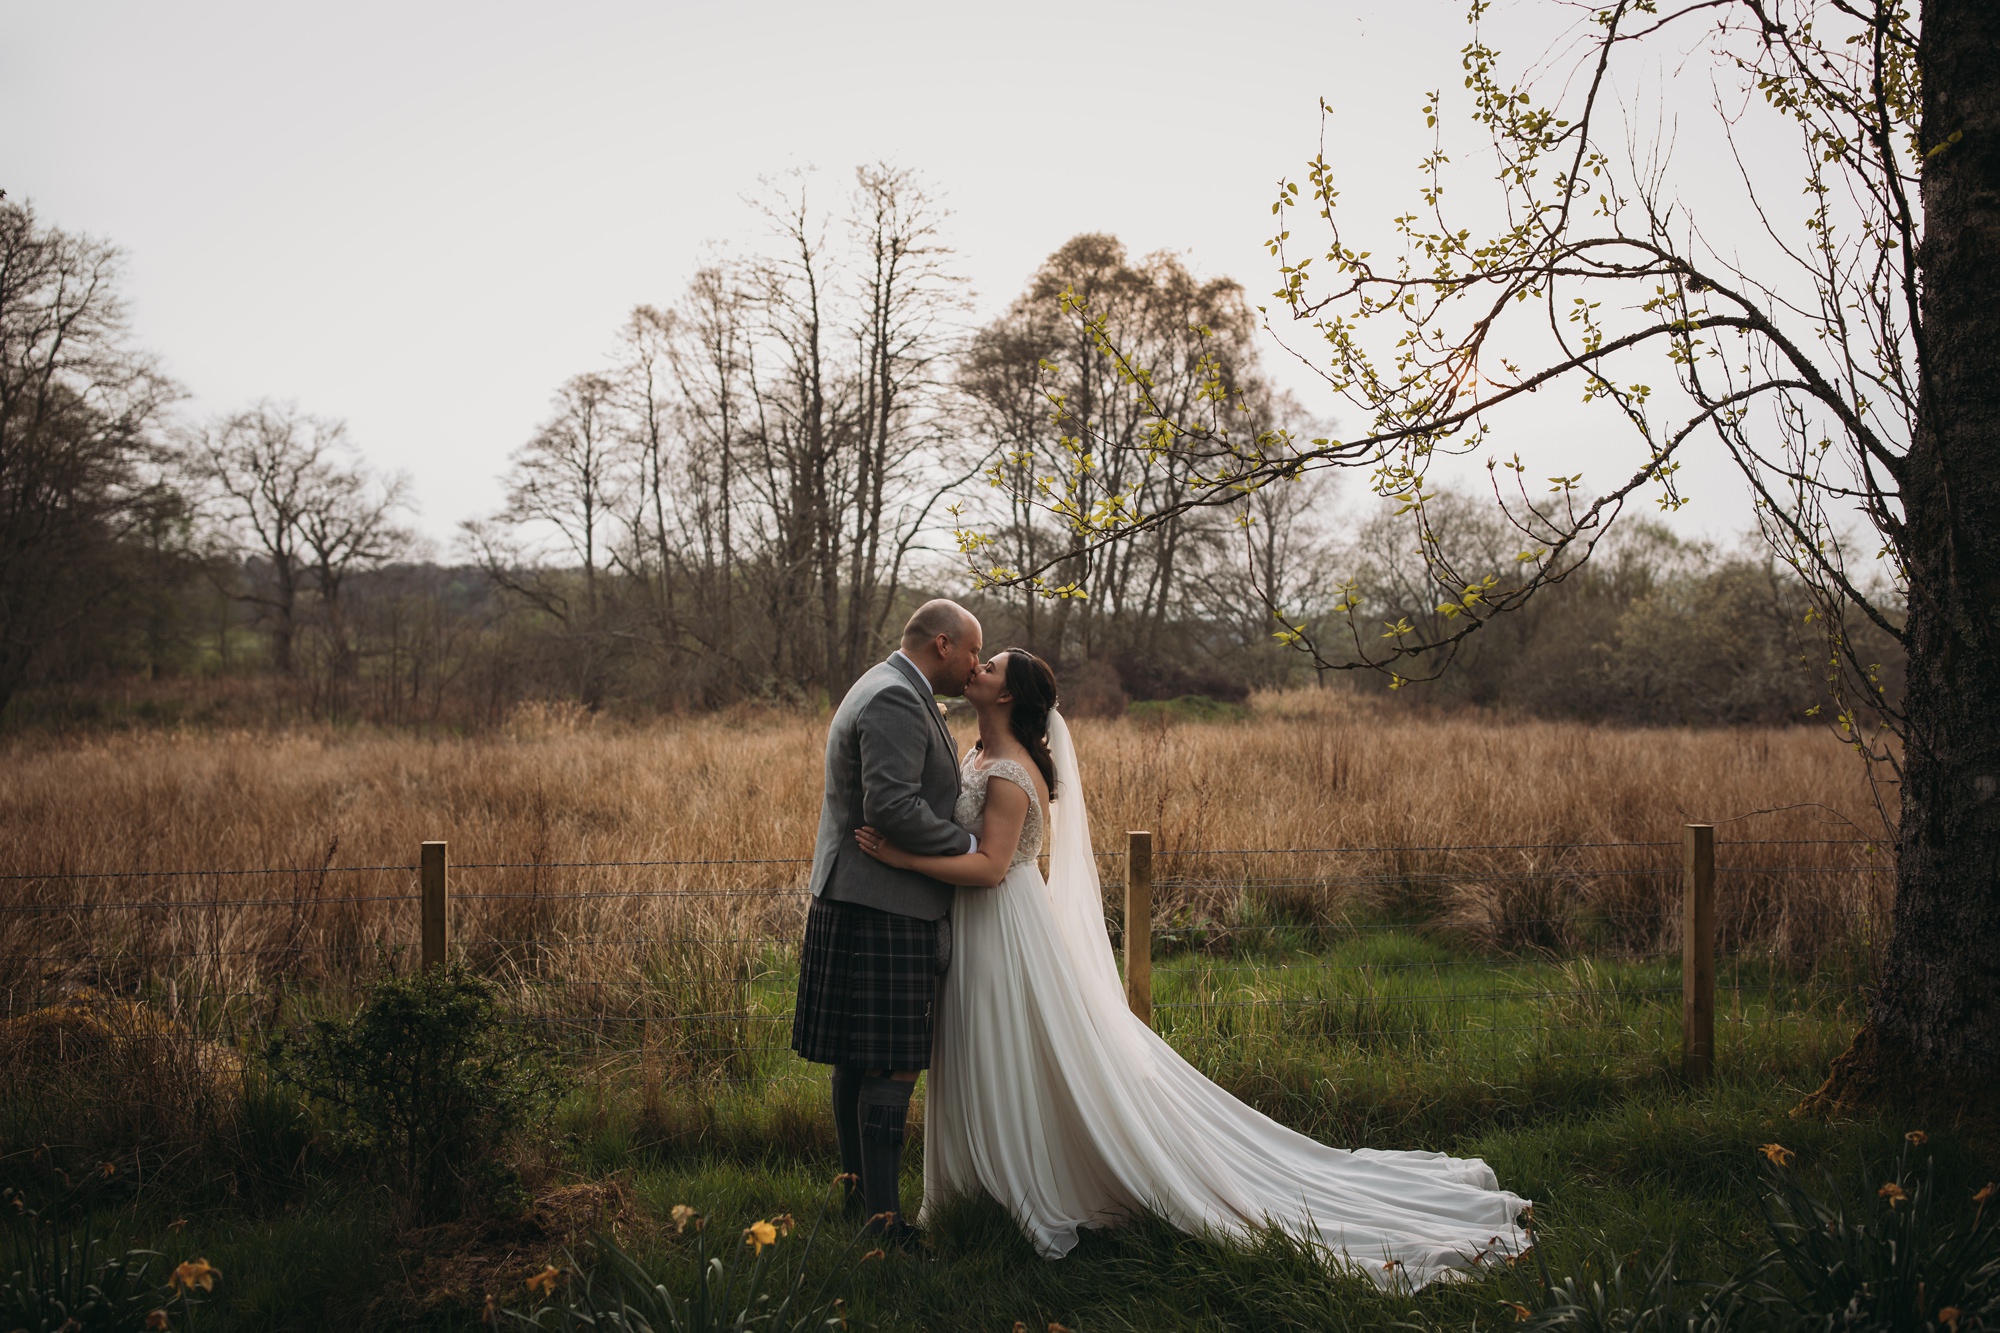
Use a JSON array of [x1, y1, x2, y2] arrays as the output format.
[[853, 649, 1528, 1290]]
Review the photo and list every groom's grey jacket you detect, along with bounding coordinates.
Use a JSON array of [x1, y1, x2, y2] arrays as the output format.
[[809, 654, 972, 922]]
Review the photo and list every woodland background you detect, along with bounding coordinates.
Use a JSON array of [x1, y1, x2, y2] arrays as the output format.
[[1, 174, 1901, 733]]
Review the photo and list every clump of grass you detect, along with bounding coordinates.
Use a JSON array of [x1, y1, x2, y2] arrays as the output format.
[[502, 1182, 872, 1333], [0, 1174, 219, 1333], [0, 993, 245, 1176]]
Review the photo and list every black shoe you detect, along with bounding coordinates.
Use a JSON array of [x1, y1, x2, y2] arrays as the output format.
[[860, 1213, 928, 1256]]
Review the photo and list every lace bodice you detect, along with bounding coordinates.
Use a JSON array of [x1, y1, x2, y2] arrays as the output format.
[[954, 752, 1045, 866]]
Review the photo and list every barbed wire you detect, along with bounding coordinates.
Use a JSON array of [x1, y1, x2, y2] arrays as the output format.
[[0, 876, 1886, 915], [454, 856, 812, 870], [453, 888, 805, 902], [1, 835, 1883, 1077], [0, 864, 418, 883], [0, 892, 421, 915], [0, 836, 1890, 886]]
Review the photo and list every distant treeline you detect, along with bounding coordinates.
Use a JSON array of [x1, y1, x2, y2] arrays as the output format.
[[0, 187, 1899, 731]]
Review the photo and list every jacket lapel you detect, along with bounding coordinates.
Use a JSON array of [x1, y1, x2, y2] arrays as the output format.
[[887, 653, 958, 773]]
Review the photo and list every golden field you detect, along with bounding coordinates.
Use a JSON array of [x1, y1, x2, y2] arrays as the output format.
[[1, 689, 1894, 1023]]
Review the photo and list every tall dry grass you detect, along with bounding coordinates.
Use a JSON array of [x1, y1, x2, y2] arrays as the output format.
[[0, 689, 1893, 1048]]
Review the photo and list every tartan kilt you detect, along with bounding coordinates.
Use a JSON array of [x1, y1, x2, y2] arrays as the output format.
[[791, 895, 938, 1070]]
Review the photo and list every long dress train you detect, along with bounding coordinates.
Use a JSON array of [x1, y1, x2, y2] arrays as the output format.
[[919, 716, 1529, 1291]]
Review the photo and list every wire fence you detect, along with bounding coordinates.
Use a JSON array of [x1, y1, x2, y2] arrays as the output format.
[[0, 836, 1891, 1085]]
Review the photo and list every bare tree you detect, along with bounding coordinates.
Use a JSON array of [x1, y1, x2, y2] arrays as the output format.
[[489, 373, 623, 620], [0, 199, 178, 712], [738, 173, 854, 692], [192, 402, 408, 678], [464, 373, 626, 705], [297, 459, 411, 680], [613, 281, 753, 690], [473, 164, 969, 705], [658, 267, 752, 671], [1178, 463, 1344, 676], [835, 164, 974, 692], [725, 166, 970, 697]]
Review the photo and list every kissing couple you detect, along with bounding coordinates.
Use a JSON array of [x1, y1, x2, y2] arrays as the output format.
[[790, 599, 1528, 1288]]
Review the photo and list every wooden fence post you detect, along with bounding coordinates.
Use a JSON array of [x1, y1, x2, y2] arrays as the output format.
[[1125, 830, 1153, 1026], [421, 840, 449, 970], [1682, 824, 1715, 1083]]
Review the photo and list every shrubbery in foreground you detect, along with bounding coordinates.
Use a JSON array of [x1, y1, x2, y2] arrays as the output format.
[[265, 963, 567, 1223]]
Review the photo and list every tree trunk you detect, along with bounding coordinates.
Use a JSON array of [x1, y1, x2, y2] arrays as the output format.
[[270, 584, 297, 676], [1807, 0, 2000, 1113]]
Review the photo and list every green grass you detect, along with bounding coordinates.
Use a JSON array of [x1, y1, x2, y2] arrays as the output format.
[[3, 928, 1973, 1332], [512, 1075, 1942, 1333], [1125, 695, 1250, 725]]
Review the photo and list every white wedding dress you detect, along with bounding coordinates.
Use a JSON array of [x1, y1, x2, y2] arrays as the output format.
[[919, 712, 1529, 1291]]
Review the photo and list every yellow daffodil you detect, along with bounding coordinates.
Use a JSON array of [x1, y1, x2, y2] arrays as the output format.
[[1878, 1182, 1909, 1207], [744, 1220, 777, 1254], [1976, 1183, 1998, 1206], [1939, 1307, 1962, 1331], [169, 1259, 218, 1293], [1050, 1324, 1073, 1333], [1504, 1303, 1533, 1322], [145, 1311, 169, 1331], [525, 1265, 560, 1298], [771, 1212, 796, 1237], [481, 1293, 497, 1326], [671, 1204, 700, 1234], [862, 1249, 886, 1263], [1013, 1323, 1030, 1333], [1760, 1143, 1795, 1168], [1906, 1130, 1929, 1146]]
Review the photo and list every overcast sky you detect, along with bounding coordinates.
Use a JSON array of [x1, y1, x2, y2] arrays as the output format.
[[3, 0, 1770, 551]]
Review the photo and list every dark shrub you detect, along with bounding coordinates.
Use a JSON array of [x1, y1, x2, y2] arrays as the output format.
[[266, 965, 565, 1223]]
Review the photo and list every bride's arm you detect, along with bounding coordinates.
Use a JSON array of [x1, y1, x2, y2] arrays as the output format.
[[855, 781, 1028, 888]]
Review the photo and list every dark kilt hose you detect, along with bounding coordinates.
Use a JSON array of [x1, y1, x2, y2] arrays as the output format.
[[791, 895, 942, 1071]]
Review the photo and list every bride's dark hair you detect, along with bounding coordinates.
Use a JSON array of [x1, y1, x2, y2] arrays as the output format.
[[976, 647, 1060, 799]]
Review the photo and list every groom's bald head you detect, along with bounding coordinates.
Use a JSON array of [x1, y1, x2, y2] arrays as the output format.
[[900, 599, 982, 696], [901, 599, 977, 652]]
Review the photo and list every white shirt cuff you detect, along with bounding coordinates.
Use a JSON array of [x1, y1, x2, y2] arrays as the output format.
[[966, 832, 980, 855]]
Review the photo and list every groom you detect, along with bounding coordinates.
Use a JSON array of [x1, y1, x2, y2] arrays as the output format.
[[791, 598, 983, 1241]]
